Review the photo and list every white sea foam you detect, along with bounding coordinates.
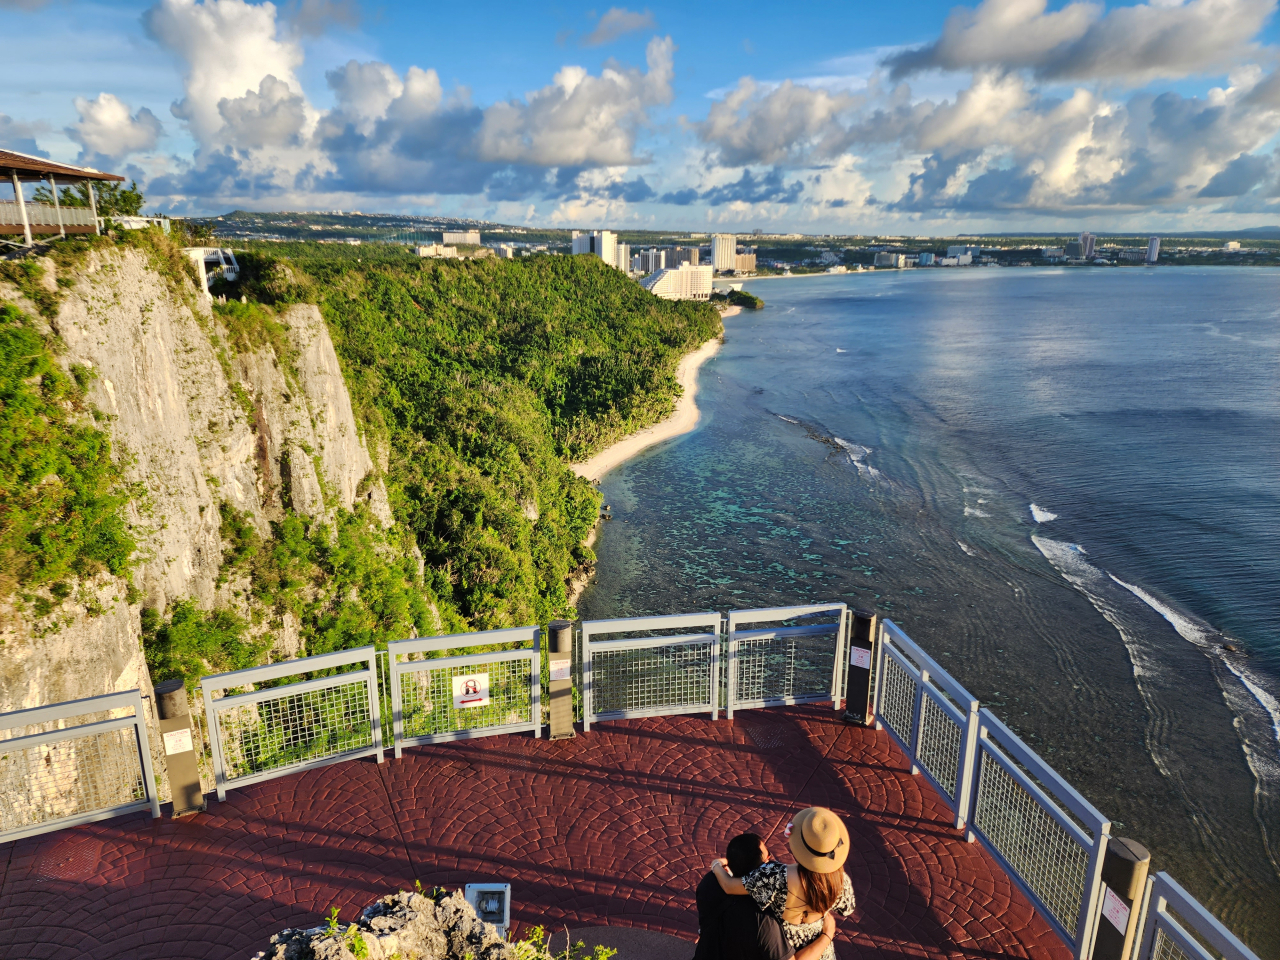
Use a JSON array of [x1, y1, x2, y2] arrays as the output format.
[[964, 507, 991, 517], [957, 541, 978, 557], [833, 438, 883, 481], [836, 348, 847, 353], [777, 415, 800, 424], [1030, 503, 1058, 523]]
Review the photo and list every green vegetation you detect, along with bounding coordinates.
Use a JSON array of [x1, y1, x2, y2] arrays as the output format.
[[713, 289, 764, 309], [233, 249, 721, 630], [0, 303, 136, 601], [141, 601, 264, 689], [33, 180, 146, 217]]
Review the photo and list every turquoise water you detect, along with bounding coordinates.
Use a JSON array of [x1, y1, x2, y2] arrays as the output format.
[[580, 267, 1280, 954]]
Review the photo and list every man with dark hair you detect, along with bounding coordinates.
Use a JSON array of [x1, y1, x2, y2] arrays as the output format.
[[694, 833, 835, 960]]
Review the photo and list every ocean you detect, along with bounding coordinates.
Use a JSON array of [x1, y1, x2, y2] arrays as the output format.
[[578, 266, 1280, 955]]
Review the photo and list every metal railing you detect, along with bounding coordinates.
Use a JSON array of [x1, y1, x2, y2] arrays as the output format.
[[725, 603, 848, 719], [873, 619, 980, 830], [0, 201, 96, 229], [1135, 873, 1259, 960], [388, 627, 541, 756], [201, 647, 384, 801], [581, 612, 722, 730], [0, 690, 160, 843], [966, 708, 1110, 958]]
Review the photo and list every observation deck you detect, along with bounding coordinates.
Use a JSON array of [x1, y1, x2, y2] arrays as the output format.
[[0, 704, 1066, 960]]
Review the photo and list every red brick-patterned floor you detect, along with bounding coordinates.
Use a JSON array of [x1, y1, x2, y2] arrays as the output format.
[[0, 706, 1070, 960]]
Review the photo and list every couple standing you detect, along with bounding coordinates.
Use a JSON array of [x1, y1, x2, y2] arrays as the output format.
[[695, 807, 855, 960]]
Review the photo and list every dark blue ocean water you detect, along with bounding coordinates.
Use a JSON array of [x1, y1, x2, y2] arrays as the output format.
[[580, 266, 1280, 952]]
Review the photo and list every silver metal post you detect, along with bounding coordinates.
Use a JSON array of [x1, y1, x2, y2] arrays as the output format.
[[48, 175, 64, 238], [11, 172, 32, 247], [87, 181, 100, 234]]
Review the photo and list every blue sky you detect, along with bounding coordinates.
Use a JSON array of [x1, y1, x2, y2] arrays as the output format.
[[4, 0, 1280, 232]]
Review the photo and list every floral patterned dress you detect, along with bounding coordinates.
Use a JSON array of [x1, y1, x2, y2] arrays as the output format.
[[742, 862, 855, 960]]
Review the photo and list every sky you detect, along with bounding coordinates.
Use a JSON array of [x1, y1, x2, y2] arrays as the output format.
[[4, 0, 1280, 233]]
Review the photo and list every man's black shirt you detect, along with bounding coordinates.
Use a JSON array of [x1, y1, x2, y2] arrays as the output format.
[[695, 871, 793, 960]]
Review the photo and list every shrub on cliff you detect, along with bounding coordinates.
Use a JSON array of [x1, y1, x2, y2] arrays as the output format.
[[0, 303, 136, 602]]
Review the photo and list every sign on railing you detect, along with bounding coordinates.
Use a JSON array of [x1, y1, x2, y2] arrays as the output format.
[[201, 647, 383, 802], [0, 690, 160, 843], [873, 619, 979, 830], [582, 612, 722, 731], [1135, 873, 1261, 960], [388, 627, 541, 756], [726, 603, 848, 719], [967, 709, 1110, 959]]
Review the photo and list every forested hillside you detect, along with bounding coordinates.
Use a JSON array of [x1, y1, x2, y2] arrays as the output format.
[[233, 245, 722, 630]]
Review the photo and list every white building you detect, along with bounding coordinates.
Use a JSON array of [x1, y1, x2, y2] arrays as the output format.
[[635, 248, 666, 274], [712, 234, 737, 272], [640, 263, 714, 300], [946, 244, 981, 258], [416, 243, 458, 258], [917, 252, 936, 266], [1079, 232, 1097, 258], [1223, 241, 1241, 251], [1041, 247, 1065, 259], [616, 242, 631, 273], [443, 229, 480, 245], [1146, 237, 1160, 263], [572, 229, 630, 270], [873, 252, 906, 268]]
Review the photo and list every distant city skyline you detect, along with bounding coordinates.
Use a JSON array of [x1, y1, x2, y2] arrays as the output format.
[[4, 0, 1280, 233]]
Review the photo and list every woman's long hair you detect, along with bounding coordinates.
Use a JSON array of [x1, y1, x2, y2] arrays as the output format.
[[796, 863, 844, 915]]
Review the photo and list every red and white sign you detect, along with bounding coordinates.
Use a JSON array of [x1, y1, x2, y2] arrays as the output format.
[[549, 658, 571, 682], [163, 728, 193, 756], [850, 647, 872, 669], [452, 673, 490, 709], [1102, 886, 1131, 934]]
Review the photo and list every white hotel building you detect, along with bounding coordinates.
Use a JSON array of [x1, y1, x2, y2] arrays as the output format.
[[640, 262, 714, 301]]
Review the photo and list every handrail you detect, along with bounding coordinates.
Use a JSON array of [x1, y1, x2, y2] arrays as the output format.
[[201, 645, 383, 801], [1135, 873, 1262, 960], [388, 627, 541, 755], [726, 602, 848, 719], [582, 612, 721, 730]]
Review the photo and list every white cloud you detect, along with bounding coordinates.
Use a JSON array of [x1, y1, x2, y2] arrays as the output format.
[[581, 7, 657, 47], [696, 78, 861, 166], [885, 0, 1276, 85], [68, 93, 163, 162]]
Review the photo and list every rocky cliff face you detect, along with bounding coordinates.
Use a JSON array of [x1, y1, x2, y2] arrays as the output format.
[[0, 247, 395, 726]]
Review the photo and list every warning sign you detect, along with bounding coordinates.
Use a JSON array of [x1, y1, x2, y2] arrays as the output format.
[[850, 647, 872, 669], [163, 728, 194, 756], [1102, 886, 1131, 933], [549, 658, 571, 682], [452, 673, 490, 709]]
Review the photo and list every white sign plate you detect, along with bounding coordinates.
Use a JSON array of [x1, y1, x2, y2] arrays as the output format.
[[452, 673, 491, 709], [1102, 886, 1131, 934], [850, 647, 872, 669], [163, 728, 194, 756], [549, 659, 572, 682]]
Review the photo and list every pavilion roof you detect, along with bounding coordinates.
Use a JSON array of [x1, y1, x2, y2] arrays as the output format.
[[0, 148, 126, 184]]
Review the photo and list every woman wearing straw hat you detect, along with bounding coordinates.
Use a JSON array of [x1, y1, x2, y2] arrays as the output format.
[[709, 807, 855, 960]]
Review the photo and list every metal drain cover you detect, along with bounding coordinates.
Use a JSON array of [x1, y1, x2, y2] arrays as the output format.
[[34, 836, 104, 882], [742, 723, 788, 750]]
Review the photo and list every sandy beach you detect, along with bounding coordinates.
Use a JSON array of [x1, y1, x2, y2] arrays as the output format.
[[571, 311, 735, 484]]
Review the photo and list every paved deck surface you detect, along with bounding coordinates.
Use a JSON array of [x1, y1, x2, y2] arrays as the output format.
[[0, 706, 1071, 960]]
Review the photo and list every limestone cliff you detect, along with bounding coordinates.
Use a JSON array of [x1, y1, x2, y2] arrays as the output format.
[[0, 246, 399, 737]]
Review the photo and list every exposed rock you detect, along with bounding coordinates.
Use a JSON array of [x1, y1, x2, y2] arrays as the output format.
[[254, 889, 513, 960]]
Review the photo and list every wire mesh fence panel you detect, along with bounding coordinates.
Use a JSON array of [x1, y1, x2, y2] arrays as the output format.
[[734, 631, 838, 706], [1153, 931, 1199, 960], [215, 679, 374, 780], [878, 653, 918, 747], [0, 726, 147, 836], [973, 748, 1090, 935], [591, 640, 714, 717], [399, 657, 535, 740], [916, 692, 963, 801]]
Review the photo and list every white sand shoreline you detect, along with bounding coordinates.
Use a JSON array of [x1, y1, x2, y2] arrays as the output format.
[[571, 307, 737, 484]]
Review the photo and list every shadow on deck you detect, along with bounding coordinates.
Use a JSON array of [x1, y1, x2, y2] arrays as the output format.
[[0, 705, 1070, 960]]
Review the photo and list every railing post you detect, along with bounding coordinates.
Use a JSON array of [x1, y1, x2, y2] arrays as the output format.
[[531, 627, 542, 739], [547, 619, 575, 739], [955, 699, 979, 832], [155, 678, 205, 817], [1090, 838, 1151, 960], [843, 609, 877, 725], [47, 174, 64, 238], [11, 172, 32, 247], [390, 644, 405, 759], [582, 624, 594, 732], [367, 649, 384, 763], [1077, 827, 1112, 959], [88, 181, 99, 235], [201, 681, 229, 802], [909, 667, 927, 776]]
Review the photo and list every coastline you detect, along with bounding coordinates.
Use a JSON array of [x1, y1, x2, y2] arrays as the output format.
[[566, 309, 737, 607], [570, 323, 730, 483]]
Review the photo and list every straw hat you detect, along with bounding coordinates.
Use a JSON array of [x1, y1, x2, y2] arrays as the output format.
[[788, 807, 849, 874]]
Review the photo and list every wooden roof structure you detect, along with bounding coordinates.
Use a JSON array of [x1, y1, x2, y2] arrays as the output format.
[[1, 148, 126, 185]]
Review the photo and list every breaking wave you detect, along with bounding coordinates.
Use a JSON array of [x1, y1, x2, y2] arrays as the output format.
[[964, 507, 991, 517], [1030, 503, 1058, 523]]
